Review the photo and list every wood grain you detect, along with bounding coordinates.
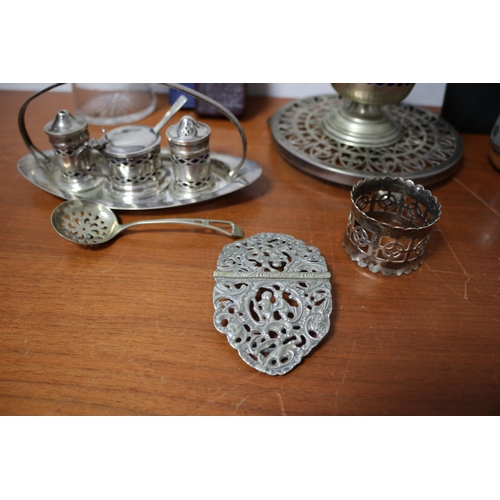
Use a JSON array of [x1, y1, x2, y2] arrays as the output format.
[[1, 90, 499, 415]]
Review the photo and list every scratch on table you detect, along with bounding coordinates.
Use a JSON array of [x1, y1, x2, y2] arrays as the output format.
[[312, 355, 347, 396], [436, 227, 471, 300], [454, 178, 500, 218], [235, 395, 249, 411], [194, 372, 259, 415], [77, 249, 89, 271], [485, 231, 500, 250], [422, 268, 464, 276], [276, 392, 287, 416], [467, 301, 500, 325], [48, 401, 68, 415], [341, 339, 357, 385]]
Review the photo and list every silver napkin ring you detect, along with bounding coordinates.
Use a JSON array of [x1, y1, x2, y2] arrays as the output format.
[[342, 177, 442, 276], [213, 233, 332, 376]]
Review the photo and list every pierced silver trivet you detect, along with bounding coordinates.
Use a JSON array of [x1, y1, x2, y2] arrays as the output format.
[[269, 94, 463, 186], [213, 233, 332, 376]]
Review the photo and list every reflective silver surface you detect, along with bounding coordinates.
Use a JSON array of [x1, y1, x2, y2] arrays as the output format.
[[322, 84, 416, 147], [51, 199, 244, 244], [44, 110, 102, 191], [68, 97, 188, 201], [18, 84, 249, 196], [167, 116, 212, 192], [342, 177, 442, 276], [18, 148, 262, 210], [213, 233, 332, 376], [270, 94, 463, 186], [332, 83, 415, 106]]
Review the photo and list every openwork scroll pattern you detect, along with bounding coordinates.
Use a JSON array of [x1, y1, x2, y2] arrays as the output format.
[[342, 177, 441, 276], [213, 234, 332, 376], [216, 232, 328, 275], [276, 95, 460, 176], [344, 214, 431, 272], [355, 188, 433, 228]]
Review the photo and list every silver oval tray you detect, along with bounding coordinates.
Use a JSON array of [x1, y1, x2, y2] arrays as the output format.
[[18, 148, 262, 210]]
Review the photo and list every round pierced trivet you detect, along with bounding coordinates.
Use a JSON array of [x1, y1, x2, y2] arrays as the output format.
[[270, 94, 463, 186]]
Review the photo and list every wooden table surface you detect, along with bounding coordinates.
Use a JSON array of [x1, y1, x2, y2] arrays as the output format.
[[1, 90, 499, 416]]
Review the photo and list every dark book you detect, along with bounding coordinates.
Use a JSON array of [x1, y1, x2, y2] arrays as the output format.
[[441, 84, 500, 134], [195, 84, 247, 118]]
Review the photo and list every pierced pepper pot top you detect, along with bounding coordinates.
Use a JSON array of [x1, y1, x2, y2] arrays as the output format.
[[44, 110, 89, 147], [42, 110, 102, 189], [166, 116, 212, 192], [166, 115, 210, 151]]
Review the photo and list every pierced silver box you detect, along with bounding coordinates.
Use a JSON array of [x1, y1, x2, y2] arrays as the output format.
[[213, 233, 332, 376]]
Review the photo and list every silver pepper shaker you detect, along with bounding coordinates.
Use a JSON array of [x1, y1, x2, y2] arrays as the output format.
[[44, 110, 101, 190], [166, 115, 212, 192]]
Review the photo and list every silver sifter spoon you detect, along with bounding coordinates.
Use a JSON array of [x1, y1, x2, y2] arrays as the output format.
[[51, 199, 244, 245]]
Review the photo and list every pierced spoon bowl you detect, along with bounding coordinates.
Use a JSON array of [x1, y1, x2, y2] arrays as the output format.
[[51, 199, 244, 245]]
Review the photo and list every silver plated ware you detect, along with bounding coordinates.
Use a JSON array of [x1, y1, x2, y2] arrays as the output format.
[[213, 233, 332, 376], [18, 148, 262, 210], [166, 115, 212, 192], [45, 96, 187, 201], [322, 83, 415, 148], [51, 199, 243, 245], [18, 83, 253, 207], [44, 109, 103, 192], [342, 177, 442, 276], [270, 94, 463, 186]]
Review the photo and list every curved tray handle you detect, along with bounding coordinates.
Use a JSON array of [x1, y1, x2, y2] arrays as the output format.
[[160, 84, 246, 179], [18, 83, 67, 171], [18, 83, 247, 179]]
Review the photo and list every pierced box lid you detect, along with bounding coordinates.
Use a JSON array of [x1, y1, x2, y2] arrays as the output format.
[[213, 233, 332, 376]]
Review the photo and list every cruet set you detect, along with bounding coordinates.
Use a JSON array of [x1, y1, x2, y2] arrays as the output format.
[[18, 83, 247, 202]]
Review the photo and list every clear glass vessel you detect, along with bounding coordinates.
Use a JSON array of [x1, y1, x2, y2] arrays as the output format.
[[72, 83, 156, 126]]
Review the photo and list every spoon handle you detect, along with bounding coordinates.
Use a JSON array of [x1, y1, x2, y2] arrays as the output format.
[[153, 95, 188, 134], [120, 218, 244, 239]]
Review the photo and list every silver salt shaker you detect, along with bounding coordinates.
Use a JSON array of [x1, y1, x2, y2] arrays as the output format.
[[166, 115, 212, 192], [44, 110, 102, 191]]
